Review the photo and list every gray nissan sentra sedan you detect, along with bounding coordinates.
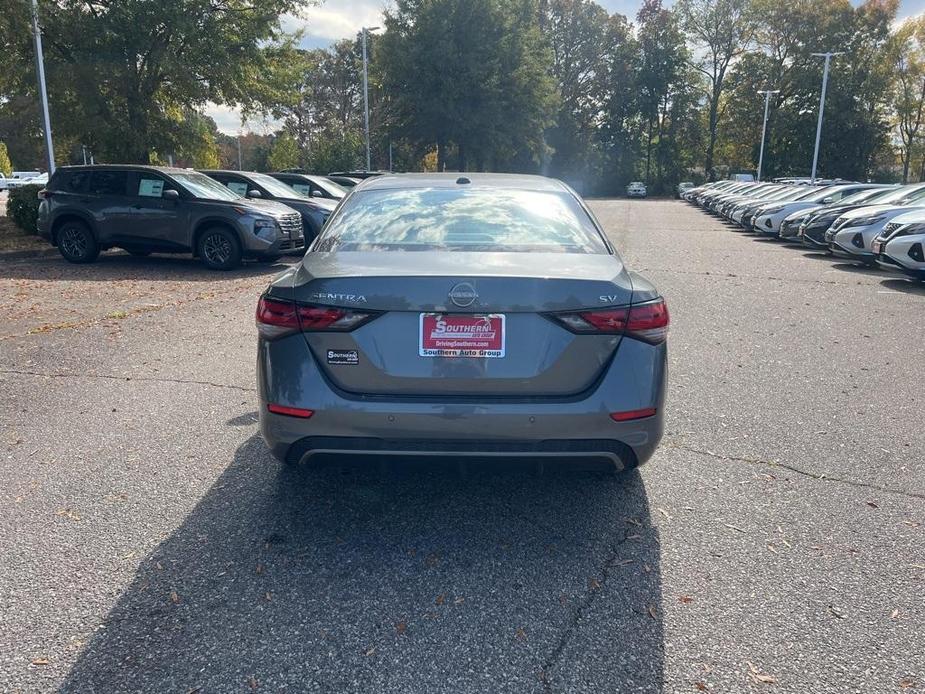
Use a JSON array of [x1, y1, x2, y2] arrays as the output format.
[[256, 173, 668, 471]]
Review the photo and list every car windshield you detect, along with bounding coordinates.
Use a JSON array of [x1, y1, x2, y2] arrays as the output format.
[[315, 187, 609, 254], [309, 176, 347, 198], [171, 172, 241, 201], [249, 173, 310, 199], [839, 188, 894, 205], [886, 185, 925, 206]]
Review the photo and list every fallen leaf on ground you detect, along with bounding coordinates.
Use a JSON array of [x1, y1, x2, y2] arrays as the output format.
[[515, 627, 527, 640], [435, 593, 446, 606], [364, 647, 377, 657], [746, 661, 777, 684], [169, 590, 180, 604], [828, 605, 845, 619], [678, 595, 694, 604], [891, 608, 901, 619], [695, 683, 709, 691], [248, 675, 258, 690], [589, 577, 601, 591], [454, 597, 465, 605], [723, 523, 747, 533], [647, 604, 658, 619], [31, 658, 49, 666], [866, 501, 879, 508], [657, 507, 672, 520], [396, 620, 407, 635]]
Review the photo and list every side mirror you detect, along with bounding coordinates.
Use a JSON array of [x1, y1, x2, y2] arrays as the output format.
[[822, 196, 833, 204], [163, 189, 180, 201], [247, 189, 262, 199], [311, 190, 323, 198]]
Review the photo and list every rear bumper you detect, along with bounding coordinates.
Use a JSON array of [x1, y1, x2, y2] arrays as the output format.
[[257, 335, 667, 470]]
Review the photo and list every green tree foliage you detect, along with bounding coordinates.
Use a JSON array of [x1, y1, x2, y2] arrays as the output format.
[[267, 132, 302, 171], [676, 0, 757, 180], [378, 0, 557, 171], [0, 142, 12, 177], [0, 0, 309, 164], [889, 17, 925, 182], [7, 185, 43, 234]]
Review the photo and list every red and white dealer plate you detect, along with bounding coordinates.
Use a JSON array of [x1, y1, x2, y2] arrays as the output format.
[[419, 313, 506, 358]]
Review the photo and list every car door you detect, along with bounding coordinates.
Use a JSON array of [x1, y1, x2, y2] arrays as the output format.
[[86, 170, 132, 244], [125, 172, 189, 250]]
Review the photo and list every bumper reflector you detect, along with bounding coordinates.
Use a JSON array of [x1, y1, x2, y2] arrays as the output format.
[[610, 408, 657, 422], [267, 403, 314, 418]]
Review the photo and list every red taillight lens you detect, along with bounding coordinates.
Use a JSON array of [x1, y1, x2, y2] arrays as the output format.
[[610, 407, 657, 422], [624, 300, 669, 343], [255, 296, 377, 339], [256, 296, 300, 339], [549, 299, 669, 344], [267, 403, 314, 418]]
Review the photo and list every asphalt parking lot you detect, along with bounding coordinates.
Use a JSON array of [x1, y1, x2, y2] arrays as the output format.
[[1, 199, 922, 693]]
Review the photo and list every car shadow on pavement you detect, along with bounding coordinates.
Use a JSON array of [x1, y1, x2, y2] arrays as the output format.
[[0, 252, 296, 282], [879, 277, 925, 294], [59, 435, 664, 694]]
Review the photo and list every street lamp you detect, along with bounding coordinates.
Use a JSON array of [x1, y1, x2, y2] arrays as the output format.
[[362, 26, 380, 172], [30, 0, 55, 174], [756, 89, 779, 182], [809, 52, 845, 183]]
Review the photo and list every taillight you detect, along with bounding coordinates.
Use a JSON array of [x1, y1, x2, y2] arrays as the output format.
[[255, 296, 377, 339], [37, 189, 50, 200], [548, 299, 669, 344]]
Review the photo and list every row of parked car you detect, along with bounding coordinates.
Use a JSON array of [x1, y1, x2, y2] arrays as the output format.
[[0, 171, 49, 191], [681, 179, 925, 281], [34, 166, 386, 269]]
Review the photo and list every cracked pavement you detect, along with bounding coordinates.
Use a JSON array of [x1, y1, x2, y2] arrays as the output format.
[[1, 199, 922, 693]]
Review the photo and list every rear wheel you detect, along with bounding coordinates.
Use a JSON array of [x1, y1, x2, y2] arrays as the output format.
[[57, 221, 99, 264], [198, 227, 242, 270]]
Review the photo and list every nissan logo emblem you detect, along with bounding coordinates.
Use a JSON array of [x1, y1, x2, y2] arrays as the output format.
[[448, 282, 478, 308]]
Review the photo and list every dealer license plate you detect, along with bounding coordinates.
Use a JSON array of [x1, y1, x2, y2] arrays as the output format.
[[419, 313, 505, 358]]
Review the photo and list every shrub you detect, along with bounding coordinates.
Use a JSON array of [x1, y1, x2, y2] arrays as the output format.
[[7, 185, 43, 234]]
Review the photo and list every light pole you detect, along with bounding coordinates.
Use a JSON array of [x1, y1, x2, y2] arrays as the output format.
[[756, 89, 779, 182], [30, 0, 55, 174], [362, 26, 380, 172], [809, 52, 844, 183]]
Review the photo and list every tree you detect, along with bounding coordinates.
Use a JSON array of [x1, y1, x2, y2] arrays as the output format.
[[636, 0, 688, 187], [0, 142, 12, 176], [267, 132, 302, 171], [890, 17, 925, 182], [378, 0, 557, 171], [0, 0, 310, 164], [544, 0, 612, 189], [676, 0, 757, 180]]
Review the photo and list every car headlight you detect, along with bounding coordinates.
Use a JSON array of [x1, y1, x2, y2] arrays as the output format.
[[844, 215, 884, 228], [894, 222, 925, 237], [253, 218, 279, 237]]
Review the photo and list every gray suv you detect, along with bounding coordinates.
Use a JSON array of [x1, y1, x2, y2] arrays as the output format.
[[36, 165, 304, 270]]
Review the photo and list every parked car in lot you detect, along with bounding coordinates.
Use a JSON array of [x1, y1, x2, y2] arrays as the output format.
[[37, 165, 303, 269], [751, 183, 884, 237], [2, 172, 47, 190], [676, 182, 695, 198], [824, 185, 925, 264], [779, 186, 897, 242], [872, 211, 925, 280], [256, 173, 668, 470], [202, 169, 336, 242], [267, 172, 346, 200], [626, 181, 647, 198], [326, 175, 362, 188], [0, 171, 42, 191]]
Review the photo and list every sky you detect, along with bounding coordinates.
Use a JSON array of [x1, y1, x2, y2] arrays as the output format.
[[206, 0, 925, 135]]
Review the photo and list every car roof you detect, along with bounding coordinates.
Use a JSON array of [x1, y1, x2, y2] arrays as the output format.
[[54, 164, 196, 175], [356, 172, 572, 193], [200, 169, 264, 177]]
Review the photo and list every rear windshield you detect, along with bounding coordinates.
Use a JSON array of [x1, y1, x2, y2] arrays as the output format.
[[314, 187, 609, 254]]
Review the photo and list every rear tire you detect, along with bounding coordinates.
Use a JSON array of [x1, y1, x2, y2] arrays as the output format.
[[197, 227, 242, 270], [57, 221, 99, 264]]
